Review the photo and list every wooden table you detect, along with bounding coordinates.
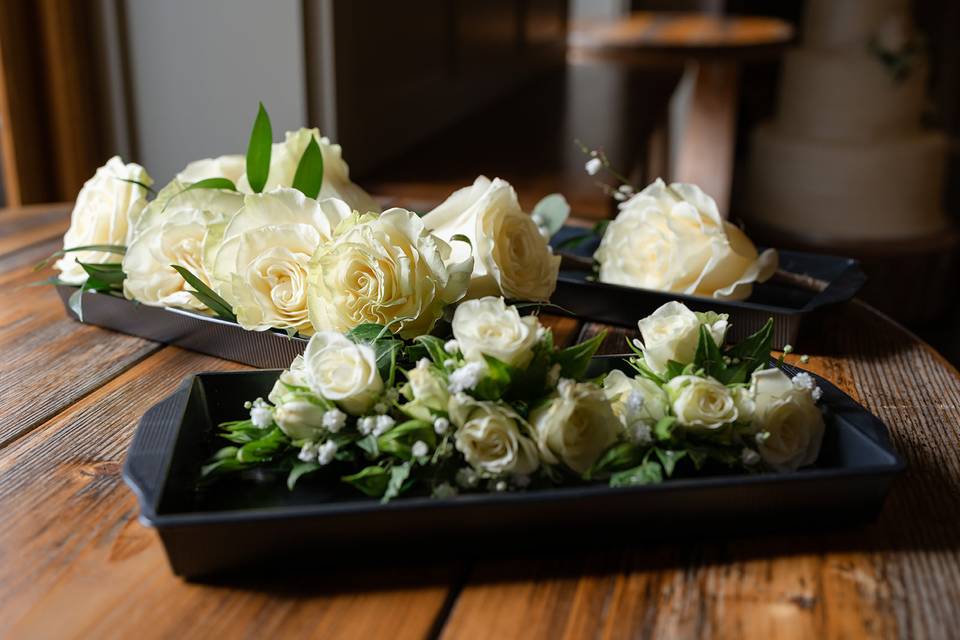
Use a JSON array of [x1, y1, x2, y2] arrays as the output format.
[[2, 205, 960, 639], [570, 12, 793, 217]]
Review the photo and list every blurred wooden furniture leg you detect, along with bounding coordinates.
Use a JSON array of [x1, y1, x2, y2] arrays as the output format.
[[672, 60, 738, 216]]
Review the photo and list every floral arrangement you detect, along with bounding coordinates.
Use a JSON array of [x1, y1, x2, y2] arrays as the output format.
[[45, 105, 563, 339], [203, 299, 826, 502], [562, 145, 779, 301]]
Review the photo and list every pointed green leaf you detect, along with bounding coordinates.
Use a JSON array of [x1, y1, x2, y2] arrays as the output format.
[[35, 244, 126, 271], [554, 330, 606, 379], [113, 177, 156, 194], [382, 461, 413, 503], [291, 134, 324, 198], [694, 324, 725, 378], [342, 465, 389, 497], [653, 448, 686, 477], [246, 102, 273, 193], [287, 461, 322, 490], [609, 461, 663, 487], [77, 261, 126, 287], [170, 265, 237, 321]]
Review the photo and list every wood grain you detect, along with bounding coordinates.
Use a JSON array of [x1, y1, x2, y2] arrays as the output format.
[[0, 346, 455, 639], [441, 302, 960, 639], [2, 209, 960, 638]]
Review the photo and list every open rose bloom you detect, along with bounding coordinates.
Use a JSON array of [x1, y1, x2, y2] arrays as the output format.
[[595, 179, 778, 300]]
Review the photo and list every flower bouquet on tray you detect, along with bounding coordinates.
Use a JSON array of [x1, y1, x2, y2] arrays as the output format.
[[42, 104, 567, 367], [202, 298, 826, 502]]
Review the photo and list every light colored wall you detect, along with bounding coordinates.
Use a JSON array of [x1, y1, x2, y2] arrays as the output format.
[[120, 0, 308, 185]]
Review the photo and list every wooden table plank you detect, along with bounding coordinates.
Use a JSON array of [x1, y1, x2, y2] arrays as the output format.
[[0, 260, 161, 447], [441, 302, 960, 639], [0, 346, 458, 639], [0, 204, 69, 257]]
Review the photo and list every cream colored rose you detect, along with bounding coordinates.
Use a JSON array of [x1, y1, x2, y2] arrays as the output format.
[[451, 297, 541, 368], [405, 358, 450, 414], [210, 188, 352, 334], [55, 157, 152, 285], [602, 369, 668, 434], [595, 178, 778, 300], [268, 354, 309, 405], [749, 368, 825, 471], [307, 208, 472, 339], [636, 301, 728, 375], [422, 176, 560, 301], [303, 331, 383, 415], [530, 380, 620, 475], [274, 391, 328, 440], [176, 154, 245, 185], [236, 128, 380, 214], [664, 375, 738, 430], [449, 394, 539, 476], [123, 207, 228, 311]]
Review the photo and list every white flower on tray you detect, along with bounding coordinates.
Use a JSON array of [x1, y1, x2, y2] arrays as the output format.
[[422, 176, 561, 302], [748, 368, 826, 471], [635, 301, 728, 375], [303, 331, 383, 416], [307, 208, 473, 339], [55, 157, 152, 285], [594, 178, 778, 300], [451, 296, 541, 368], [449, 393, 540, 476], [530, 380, 620, 474], [208, 188, 353, 335]]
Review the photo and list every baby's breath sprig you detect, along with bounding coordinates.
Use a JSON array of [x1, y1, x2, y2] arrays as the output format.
[[574, 139, 637, 201]]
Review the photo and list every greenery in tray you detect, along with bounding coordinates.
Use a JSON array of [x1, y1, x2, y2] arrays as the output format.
[[42, 103, 568, 335], [202, 299, 826, 502]]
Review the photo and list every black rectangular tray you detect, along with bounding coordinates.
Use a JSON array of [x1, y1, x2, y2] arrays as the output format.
[[56, 285, 307, 369], [124, 357, 904, 578], [549, 226, 866, 348]]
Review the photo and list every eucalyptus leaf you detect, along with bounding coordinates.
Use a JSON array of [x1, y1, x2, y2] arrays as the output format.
[[382, 461, 413, 503], [531, 193, 570, 236], [246, 102, 273, 193], [35, 244, 126, 271], [287, 461, 322, 490], [291, 134, 324, 198], [170, 265, 237, 321]]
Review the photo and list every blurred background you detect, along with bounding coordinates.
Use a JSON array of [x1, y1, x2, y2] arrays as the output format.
[[1, 0, 957, 362]]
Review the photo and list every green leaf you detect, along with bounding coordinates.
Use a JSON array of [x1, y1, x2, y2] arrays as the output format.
[[287, 461, 322, 490], [722, 318, 774, 385], [114, 177, 156, 194], [35, 244, 127, 271], [554, 331, 606, 379], [531, 193, 570, 236], [609, 461, 663, 487], [180, 177, 238, 192], [471, 355, 512, 401], [584, 441, 644, 479], [694, 324, 725, 379], [170, 265, 237, 321], [382, 461, 413, 503], [236, 427, 288, 463], [653, 416, 678, 442], [414, 335, 449, 366], [346, 323, 391, 343], [200, 456, 250, 477], [555, 232, 594, 251], [77, 261, 125, 287], [246, 102, 273, 193], [291, 134, 324, 198], [377, 419, 435, 460], [356, 434, 380, 458], [653, 448, 686, 477], [342, 465, 389, 497]]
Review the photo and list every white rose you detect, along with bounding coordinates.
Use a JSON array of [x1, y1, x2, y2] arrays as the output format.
[[602, 369, 668, 433], [665, 375, 738, 430], [750, 368, 825, 471], [268, 354, 309, 405], [449, 394, 539, 476], [210, 188, 353, 334], [303, 331, 383, 415], [636, 301, 728, 375], [307, 208, 472, 339], [530, 380, 620, 474], [595, 178, 777, 300], [451, 296, 541, 368], [56, 157, 152, 285], [236, 128, 380, 214], [122, 184, 243, 311], [274, 392, 328, 440], [422, 176, 560, 301], [405, 358, 450, 414], [176, 154, 245, 185]]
